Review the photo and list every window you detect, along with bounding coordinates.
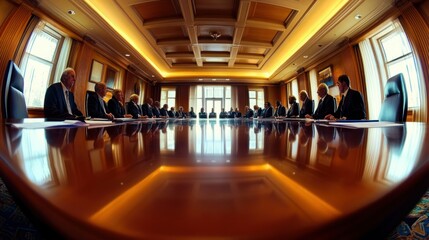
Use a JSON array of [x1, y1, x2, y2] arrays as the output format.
[[378, 26, 420, 108], [20, 21, 71, 108], [196, 86, 231, 115], [249, 89, 264, 108], [161, 88, 176, 108]]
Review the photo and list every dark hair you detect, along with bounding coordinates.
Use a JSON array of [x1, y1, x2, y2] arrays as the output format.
[[338, 74, 350, 87]]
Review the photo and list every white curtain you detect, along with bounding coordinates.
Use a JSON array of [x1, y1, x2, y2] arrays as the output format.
[[309, 69, 319, 106], [359, 39, 383, 120], [189, 86, 197, 112]]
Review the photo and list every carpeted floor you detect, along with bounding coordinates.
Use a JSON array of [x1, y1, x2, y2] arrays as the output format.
[[0, 178, 43, 240], [0, 177, 428, 239]]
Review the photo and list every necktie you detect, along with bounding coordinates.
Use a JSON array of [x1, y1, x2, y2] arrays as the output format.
[[65, 90, 72, 114]]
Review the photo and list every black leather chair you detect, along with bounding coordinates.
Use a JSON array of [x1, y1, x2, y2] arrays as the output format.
[[85, 91, 97, 117], [379, 73, 408, 123], [1, 60, 28, 119]]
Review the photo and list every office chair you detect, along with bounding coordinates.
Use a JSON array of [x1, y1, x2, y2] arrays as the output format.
[[1, 60, 28, 119], [85, 91, 97, 117], [379, 73, 408, 123]]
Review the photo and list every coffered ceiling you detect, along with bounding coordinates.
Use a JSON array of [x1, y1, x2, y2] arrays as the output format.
[[33, 0, 395, 84]]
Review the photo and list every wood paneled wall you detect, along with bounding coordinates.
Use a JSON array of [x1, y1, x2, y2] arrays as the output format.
[[0, 3, 32, 119]]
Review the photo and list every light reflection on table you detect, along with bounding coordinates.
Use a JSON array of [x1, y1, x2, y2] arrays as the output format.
[[0, 119, 427, 239]]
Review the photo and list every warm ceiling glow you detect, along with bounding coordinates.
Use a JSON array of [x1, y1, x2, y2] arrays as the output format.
[[84, 0, 348, 80], [264, 0, 349, 74]]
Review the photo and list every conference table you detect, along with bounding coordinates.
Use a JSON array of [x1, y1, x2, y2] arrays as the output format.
[[0, 118, 428, 239]]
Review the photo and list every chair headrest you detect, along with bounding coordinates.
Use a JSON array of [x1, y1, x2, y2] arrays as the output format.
[[384, 73, 405, 97]]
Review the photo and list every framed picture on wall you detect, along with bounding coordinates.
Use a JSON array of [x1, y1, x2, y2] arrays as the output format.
[[105, 67, 117, 89], [318, 65, 334, 87], [90, 60, 103, 83]]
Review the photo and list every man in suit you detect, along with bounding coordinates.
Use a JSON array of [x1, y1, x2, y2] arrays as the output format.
[[299, 90, 313, 118], [286, 96, 299, 117], [188, 107, 197, 118], [87, 82, 114, 119], [244, 106, 254, 118], [127, 94, 143, 119], [199, 107, 207, 118], [253, 105, 262, 118], [306, 83, 335, 119], [274, 100, 286, 117], [262, 102, 273, 118], [44, 68, 84, 120], [160, 104, 169, 117], [325, 74, 366, 120], [219, 108, 228, 118], [176, 106, 187, 118], [152, 101, 161, 118], [209, 108, 217, 118], [142, 97, 154, 118], [108, 89, 130, 118], [168, 107, 176, 118]]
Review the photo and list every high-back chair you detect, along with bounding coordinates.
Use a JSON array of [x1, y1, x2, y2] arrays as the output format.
[[379, 73, 408, 123], [1, 60, 28, 119]]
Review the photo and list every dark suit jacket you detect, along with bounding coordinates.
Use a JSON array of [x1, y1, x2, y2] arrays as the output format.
[[152, 107, 161, 118], [189, 111, 197, 118], [108, 96, 125, 118], [299, 98, 313, 118], [127, 102, 141, 119], [142, 103, 153, 117], [44, 82, 83, 120], [287, 102, 299, 117], [160, 108, 168, 117], [209, 112, 217, 118], [87, 92, 110, 118], [244, 109, 254, 118], [219, 111, 227, 118], [274, 105, 286, 117], [334, 88, 366, 120], [263, 107, 273, 118], [312, 94, 335, 119], [199, 112, 207, 118], [175, 111, 187, 118], [168, 110, 175, 118]]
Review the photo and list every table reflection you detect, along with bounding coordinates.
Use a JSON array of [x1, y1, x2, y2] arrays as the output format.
[[0, 119, 426, 239]]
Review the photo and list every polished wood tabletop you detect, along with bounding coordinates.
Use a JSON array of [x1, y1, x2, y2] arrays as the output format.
[[0, 119, 428, 239]]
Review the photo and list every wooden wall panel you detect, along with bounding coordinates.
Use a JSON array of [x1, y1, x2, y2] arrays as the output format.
[[176, 85, 190, 111], [74, 42, 95, 115], [265, 85, 280, 106], [0, 3, 32, 119], [316, 45, 362, 95], [398, 1, 429, 122]]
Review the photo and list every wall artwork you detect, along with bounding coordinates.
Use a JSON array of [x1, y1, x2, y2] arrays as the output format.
[[318, 66, 334, 87], [90, 60, 103, 83]]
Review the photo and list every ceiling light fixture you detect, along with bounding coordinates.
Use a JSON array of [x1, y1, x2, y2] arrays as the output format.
[[67, 10, 76, 15], [210, 32, 221, 41], [355, 14, 362, 20]]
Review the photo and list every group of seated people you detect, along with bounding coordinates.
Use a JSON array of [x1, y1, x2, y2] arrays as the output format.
[[43, 68, 366, 121], [246, 74, 366, 120]]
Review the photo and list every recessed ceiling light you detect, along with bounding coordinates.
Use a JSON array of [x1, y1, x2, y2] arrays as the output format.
[[198, 78, 203, 81], [125, 53, 130, 57], [151, 75, 155, 78], [67, 10, 76, 15], [303, 55, 308, 59], [212, 79, 217, 81], [355, 14, 362, 20], [226, 79, 230, 81]]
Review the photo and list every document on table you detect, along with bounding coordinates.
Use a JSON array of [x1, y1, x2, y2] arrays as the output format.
[[12, 120, 86, 129], [328, 121, 404, 128]]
